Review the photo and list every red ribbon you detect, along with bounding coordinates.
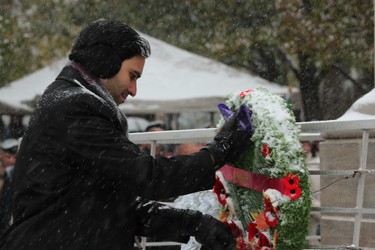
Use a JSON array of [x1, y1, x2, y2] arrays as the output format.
[[219, 165, 285, 194]]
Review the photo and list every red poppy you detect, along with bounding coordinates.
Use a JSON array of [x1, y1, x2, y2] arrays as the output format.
[[262, 145, 271, 157], [264, 198, 278, 227], [283, 174, 302, 200], [285, 185, 302, 200], [240, 89, 254, 98], [213, 176, 227, 205], [283, 174, 300, 188]]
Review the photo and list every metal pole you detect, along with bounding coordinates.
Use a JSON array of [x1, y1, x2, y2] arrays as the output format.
[[150, 141, 157, 157], [352, 130, 369, 246]]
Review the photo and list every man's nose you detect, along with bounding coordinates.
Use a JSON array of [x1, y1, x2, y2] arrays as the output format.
[[128, 83, 137, 97]]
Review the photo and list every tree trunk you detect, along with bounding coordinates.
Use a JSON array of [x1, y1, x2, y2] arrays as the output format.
[[296, 54, 322, 121]]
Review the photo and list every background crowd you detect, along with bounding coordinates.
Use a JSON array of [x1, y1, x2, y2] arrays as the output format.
[[0, 114, 24, 235]]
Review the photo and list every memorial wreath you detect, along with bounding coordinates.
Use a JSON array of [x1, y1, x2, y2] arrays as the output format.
[[214, 88, 311, 250]]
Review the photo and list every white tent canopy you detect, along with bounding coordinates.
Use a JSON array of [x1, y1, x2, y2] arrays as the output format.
[[0, 60, 64, 114], [120, 33, 288, 114], [0, 33, 288, 115]]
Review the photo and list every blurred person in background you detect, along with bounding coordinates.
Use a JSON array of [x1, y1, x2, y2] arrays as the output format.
[[0, 115, 7, 141], [0, 138, 19, 235], [6, 115, 26, 140], [140, 120, 174, 157]]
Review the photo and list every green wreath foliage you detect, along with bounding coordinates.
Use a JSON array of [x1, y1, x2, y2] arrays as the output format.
[[215, 88, 312, 250]]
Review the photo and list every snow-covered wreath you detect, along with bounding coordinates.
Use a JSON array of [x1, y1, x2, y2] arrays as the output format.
[[214, 88, 311, 250]]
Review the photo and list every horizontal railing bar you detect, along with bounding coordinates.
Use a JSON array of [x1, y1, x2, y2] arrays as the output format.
[[311, 206, 375, 214], [305, 245, 372, 250], [309, 169, 375, 175], [309, 169, 356, 175], [306, 235, 321, 240], [299, 118, 375, 133], [307, 162, 320, 167], [129, 119, 375, 145], [305, 245, 339, 249], [136, 242, 183, 246], [129, 128, 215, 144], [301, 132, 324, 141]]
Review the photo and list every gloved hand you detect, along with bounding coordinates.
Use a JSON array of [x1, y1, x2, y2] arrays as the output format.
[[135, 198, 235, 249], [181, 210, 236, 250], [202, 113, 253, 169]]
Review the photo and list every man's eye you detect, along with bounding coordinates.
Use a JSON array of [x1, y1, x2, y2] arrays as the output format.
[[130, 73, 136, 80]]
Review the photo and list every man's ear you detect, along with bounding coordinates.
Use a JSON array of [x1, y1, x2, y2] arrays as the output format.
[[69, 44, 122, 79]]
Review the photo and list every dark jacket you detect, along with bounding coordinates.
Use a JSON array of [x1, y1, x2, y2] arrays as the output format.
[[1, 65, 215, 249]]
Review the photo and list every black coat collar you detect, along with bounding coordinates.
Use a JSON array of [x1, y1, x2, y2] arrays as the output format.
[[55, 64, 129, 135]]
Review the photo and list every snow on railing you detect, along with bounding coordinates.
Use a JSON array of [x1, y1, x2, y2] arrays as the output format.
[[129, 119, 375, 250]]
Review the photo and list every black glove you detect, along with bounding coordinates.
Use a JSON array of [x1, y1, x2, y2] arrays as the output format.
[[181, 210, 236, 250], [203, 113, 253, 169], [135, 198, 235, 249]]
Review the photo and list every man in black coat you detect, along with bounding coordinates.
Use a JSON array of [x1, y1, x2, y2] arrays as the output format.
[[0, 19, 252, 249]]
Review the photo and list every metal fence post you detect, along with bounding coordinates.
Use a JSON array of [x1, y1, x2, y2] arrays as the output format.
[[352, 129, 369, 246]]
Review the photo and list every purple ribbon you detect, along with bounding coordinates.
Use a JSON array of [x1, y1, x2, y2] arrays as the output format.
[[218, 103, 253, 134]]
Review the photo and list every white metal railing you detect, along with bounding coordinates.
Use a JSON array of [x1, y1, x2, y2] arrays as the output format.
[[129, 119, 375, 250]]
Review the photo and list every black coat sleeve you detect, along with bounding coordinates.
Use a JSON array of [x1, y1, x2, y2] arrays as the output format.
[[52, 94, 216, 200]]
